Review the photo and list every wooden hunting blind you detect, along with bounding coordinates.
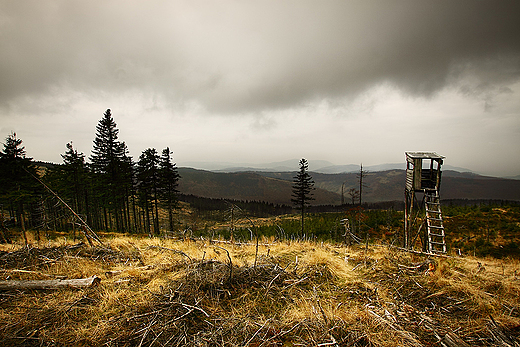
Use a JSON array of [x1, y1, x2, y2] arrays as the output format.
[[404, 152, 446, 253]]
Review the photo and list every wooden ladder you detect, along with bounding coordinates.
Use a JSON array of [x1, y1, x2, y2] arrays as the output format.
[[425, 191, 446, 254]]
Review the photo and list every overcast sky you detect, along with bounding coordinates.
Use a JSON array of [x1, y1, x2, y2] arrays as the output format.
[[1, 1, 519, 177]]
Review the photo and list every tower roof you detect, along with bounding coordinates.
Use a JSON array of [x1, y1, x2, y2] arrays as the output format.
[[405, 152, 445, 160]]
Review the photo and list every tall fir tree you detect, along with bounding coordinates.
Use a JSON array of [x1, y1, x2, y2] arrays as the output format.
[[291, 158, 315, 237], [136, 148, 160, 236], [89, 109, 130, 231], [0, 133, 40, 243], [158, 147, 181, 233], [119, 145, 135, 232], [59, 142, 88, 216]]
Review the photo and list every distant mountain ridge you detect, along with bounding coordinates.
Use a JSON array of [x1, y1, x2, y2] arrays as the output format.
[[182, 159, 336, 173], [177, 168, 341, 205], [181, 159, 476, 175], [177, 167, 520, 205]]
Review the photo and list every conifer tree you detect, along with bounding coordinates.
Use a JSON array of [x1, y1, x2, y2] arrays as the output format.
[[0, 133, 40, 243], [89, 109, 129, 231], [59, 142, 88, 215], [158, 147, 180, 233], [291, 158, 314, 237], [43, 142, 92, 231], [119, 146, 135, 232], [136, 148, 160, 235]]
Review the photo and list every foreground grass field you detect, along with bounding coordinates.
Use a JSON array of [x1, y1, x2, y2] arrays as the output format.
[[1, 234, 520, 346]]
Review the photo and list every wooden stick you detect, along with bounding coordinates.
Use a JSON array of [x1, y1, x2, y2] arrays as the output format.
[[214, 246, 233, 280], [0, 276, 100, 291], [244, 318, 271, 346], [177, 302, 209, 317], [146, 245, 191, 261]]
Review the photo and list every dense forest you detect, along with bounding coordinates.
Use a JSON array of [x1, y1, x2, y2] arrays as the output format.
[[0, 109, 180, 239]]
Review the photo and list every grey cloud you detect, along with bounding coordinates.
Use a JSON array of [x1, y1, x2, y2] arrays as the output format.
[[250, 114, 277, 131], [1, 0, 519, 114]]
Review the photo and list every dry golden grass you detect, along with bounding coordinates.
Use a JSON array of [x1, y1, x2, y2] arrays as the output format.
[[1, 233, 520, 346]]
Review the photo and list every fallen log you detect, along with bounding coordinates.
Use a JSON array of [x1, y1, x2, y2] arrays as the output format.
[[0, 276, 100, 291]]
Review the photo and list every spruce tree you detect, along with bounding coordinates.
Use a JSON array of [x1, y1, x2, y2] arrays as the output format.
[[0, 133, 40, 243], [136, 148, 160, 236], [59, 142, 88, 215], [119, 145, 135, 232], [158, 147, 180, 233], [291, 158, 314, 237], [89, 109, 129, 231]]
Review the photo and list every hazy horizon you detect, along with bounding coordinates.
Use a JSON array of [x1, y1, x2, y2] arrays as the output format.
[[33, 155, 501, 178]]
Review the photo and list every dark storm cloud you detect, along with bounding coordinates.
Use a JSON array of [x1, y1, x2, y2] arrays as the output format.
[[1, 0, 519, 113]]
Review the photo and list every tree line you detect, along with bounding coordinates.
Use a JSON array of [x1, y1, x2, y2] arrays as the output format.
[[178, 194, 293, 219], [0, 109, 180, 238], [0, 110, 323, 241]]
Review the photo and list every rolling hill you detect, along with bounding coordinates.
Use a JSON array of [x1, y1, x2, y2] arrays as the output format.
[[177, 168, 341, 205], [178, 168, 520, 205]]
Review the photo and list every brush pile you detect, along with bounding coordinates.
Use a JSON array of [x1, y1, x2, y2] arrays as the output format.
[[1, 237, 519, 346], [0, 242, 142, 270]]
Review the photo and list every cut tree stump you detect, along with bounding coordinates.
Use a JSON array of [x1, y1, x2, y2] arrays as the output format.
[[0, 276, 100, 291]]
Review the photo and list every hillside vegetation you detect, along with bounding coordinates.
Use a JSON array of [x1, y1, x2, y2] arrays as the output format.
[[177, 168, 341, 205], [177, 168, 520, 204], [162, 202, 520, 259], [1, 235, 520, 346]]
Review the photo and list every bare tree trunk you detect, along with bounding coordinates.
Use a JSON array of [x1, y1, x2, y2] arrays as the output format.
[[300, 207, 305, 238], [20, 207, 28, 246], [154, 198, 160, 235]]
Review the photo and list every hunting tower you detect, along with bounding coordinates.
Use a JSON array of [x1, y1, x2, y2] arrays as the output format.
[[404, 152, 446, 253]]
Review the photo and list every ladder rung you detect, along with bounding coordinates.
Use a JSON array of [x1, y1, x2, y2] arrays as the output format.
[[428, 225, 444, 229], [430, 241, 445, 245], [428, 217, 443, 221], [426, 209, 441, 213], [430, 232, 445, 237]]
